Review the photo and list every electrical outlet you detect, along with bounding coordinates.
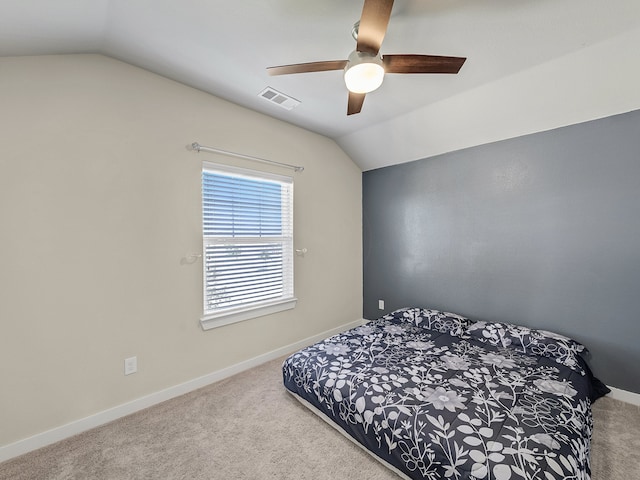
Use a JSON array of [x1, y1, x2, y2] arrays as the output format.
[[378, 299, 385, 310], [124, 356, 137, 375]]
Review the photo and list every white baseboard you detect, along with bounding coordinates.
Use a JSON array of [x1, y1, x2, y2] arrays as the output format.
[[606, 386, 640, 406], [0, 318, 366, 464]]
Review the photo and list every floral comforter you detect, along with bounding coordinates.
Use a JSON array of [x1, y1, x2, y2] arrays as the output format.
[[283, 309, 604, 480]]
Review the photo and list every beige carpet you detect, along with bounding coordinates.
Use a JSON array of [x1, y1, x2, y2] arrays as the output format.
[[1, 357, 638, 479]]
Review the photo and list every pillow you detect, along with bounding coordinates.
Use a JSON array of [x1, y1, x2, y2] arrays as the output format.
[[465, 321, 505, 347], [465, 321, 587, 371], [382, 307, 470, 336]]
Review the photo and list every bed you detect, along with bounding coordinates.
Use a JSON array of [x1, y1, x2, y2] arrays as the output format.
[[282, 308, 609, 480]]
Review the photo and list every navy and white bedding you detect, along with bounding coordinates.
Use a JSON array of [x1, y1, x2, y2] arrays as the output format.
[[283, 308, 609, 480]]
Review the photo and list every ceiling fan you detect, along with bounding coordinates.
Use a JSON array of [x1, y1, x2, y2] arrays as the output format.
[[266, 0, 466, 116]]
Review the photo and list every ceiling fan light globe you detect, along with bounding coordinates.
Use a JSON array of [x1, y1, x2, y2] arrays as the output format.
[[345, 63, 385, 93], [344, 50, 385, 94]]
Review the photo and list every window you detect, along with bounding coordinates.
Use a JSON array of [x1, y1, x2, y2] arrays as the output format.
[[200, 162, 296, 330]]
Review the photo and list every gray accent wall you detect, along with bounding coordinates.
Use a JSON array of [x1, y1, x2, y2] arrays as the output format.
[[363, 109, 640, 393]]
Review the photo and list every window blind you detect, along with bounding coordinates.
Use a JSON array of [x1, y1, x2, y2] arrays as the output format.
[[202, 164, 294, 317]]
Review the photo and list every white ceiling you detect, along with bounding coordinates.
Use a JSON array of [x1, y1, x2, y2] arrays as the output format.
[[2, 0, 640, 170]]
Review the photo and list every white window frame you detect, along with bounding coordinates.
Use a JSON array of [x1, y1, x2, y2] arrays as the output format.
[[200, 162, 296, 330]]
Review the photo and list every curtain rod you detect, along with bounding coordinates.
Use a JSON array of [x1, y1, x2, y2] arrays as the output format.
[[187, 142, 304, 172]]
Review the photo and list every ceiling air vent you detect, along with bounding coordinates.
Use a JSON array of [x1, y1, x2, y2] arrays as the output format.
[[258, 87, 300, 110]]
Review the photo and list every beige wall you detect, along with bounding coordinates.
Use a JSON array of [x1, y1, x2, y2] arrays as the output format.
[[0, 54, 362, 447]]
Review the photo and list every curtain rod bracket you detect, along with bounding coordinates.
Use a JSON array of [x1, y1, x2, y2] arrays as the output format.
[[187, 141, 303, 172]]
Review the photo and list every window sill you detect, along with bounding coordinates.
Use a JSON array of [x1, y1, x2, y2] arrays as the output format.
[[200, 297, 297, 331]]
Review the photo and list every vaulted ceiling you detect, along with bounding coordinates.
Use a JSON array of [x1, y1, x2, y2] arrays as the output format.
[[2, 0, 639, 170]]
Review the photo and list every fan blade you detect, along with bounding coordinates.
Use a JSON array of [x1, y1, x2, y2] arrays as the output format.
[[383, 54, 466, 74], [267, 60, 347, 76], [356, 0, 394, 55], [347, 92, 366, 115]]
